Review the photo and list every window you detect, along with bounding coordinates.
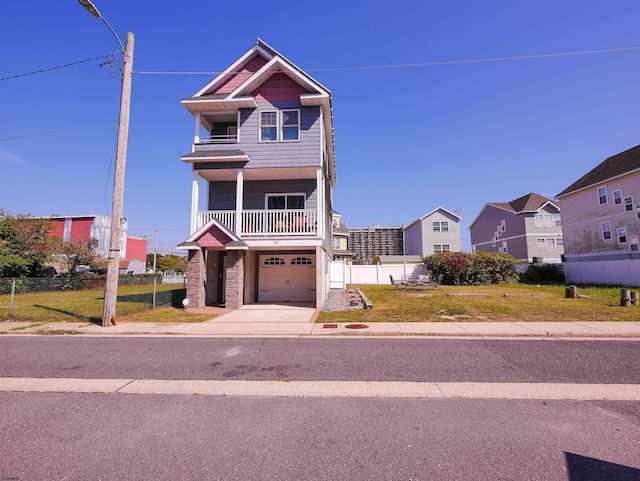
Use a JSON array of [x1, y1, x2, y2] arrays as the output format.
[[602, 221, 612, 241], [554, 214, 562, 227], [498, 247, 503, 253], [598, 186, 607, 205], [557, 238, 564, 247], [260, 111, 277, 141], [442, 244, 450, 252], [434, 244, 442, 253], [266, 193, 305, 210], [535, 214, 543, 227], [433, 222, 441, 232], [441, 221, 449, 232], [618, 227, 628, 244], [260, 109, 300, 142], [637, 204, 640, 220], [500, 220, 506, 232], [291, 257, 312, 265], [613, 189, 622, 205], [624, 196, 634, 212], [333, 237, 340, 249], [491, 237, 496, 247], [502, 241, 507, 253], [544, 214, 553, 227], [536, 238, 546, 248], [263, 257, 285, 265], [281, 110, 300, 141], [546, 238, 556, 251]]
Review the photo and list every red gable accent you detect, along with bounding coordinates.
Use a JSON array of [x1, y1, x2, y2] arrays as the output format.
[[214, 55, 268, 95], [196, 225, 233, 247], [252, 73, 310, 103]]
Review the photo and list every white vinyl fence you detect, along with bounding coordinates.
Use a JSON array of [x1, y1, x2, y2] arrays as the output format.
[[328, 261, 425, 289], [562, 259, 640, 287]]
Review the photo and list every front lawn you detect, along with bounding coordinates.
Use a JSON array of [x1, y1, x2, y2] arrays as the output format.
[[317, 284, 637, 323]]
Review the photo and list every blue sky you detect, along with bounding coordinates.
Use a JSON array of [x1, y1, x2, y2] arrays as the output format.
[[1, 0, 638, 253]]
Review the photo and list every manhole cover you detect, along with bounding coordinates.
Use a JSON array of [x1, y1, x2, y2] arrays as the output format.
[[323, 323, 338, 329], [345, 323, 369, 329]]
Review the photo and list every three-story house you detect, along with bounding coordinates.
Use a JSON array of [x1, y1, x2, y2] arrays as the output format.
[[178, 40, 335, 309]]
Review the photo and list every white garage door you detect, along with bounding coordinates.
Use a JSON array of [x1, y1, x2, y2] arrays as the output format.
[[259, 254, 316, 302]]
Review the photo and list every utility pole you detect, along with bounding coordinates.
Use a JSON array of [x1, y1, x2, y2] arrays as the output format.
[[102, 31, 134, 326], [152, 229, 159, 309], [78, 1, 134, 326]]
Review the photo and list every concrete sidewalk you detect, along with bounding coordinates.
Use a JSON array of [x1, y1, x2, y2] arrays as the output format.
[[2, 319, 640, 338]]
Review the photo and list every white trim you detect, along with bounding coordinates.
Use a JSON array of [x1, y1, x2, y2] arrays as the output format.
[[404, 206, 461, 231], [617, 227, 628, 244], [235, 170, 243, 237], [190, 172, 199, 234], [181, 217, 240, 246], [613, 188, 623, 205], [624, 194, 634, 212], [259, 110, 278, 143], [317, 168, 324, 239], [181, 154, 249, 163], [557, 166, 640, 199], [280, 109, 300, 142], [193, 45, 274, 97]]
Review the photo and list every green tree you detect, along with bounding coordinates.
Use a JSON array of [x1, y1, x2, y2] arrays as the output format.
[[146, 253, 187, 273], [0, 210, 58, 277]]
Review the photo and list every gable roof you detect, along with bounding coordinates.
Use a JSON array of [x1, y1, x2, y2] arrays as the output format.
[[557, 144, 640, 197], [181, 39, 336, 185], [468, 193, 559, 229], [404, 207, 461, 231]]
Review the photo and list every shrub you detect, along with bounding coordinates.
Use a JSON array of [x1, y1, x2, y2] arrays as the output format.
[[519, 263, 566, 284], [422, 251, 520, 285]]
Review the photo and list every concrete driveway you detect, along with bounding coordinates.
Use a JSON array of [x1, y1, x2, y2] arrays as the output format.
[[208, 303, 317, 323]]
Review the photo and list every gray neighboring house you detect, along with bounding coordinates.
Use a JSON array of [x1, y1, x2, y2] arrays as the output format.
[[403, 207, 462, 256], [470, 193, 564, 263], [557, 144, 640, 261], [177, 39, 336, 309]]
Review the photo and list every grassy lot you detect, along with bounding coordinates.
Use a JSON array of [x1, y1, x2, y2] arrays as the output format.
[[317, 283, 639, 323], [0, 284, 213, 324]]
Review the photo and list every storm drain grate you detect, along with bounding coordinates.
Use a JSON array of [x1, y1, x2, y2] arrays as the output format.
[[323, 323, 339, 329]]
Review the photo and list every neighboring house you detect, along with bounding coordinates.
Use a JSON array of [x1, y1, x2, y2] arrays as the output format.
[[557, 144, 640, 261], [119, 259, 145, 275], [403, 207, 462, 257], [47, 214, 128, 259], [469, 193, 564, 263], [331, 212, 353, 261], [177, 39, 336, 309], [125, 236, 148, 263], [348, 225, 405, 261]]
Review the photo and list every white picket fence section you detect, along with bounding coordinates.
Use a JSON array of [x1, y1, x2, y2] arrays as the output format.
[[562, 259, 640, 286], [328, 261, 425, 289]]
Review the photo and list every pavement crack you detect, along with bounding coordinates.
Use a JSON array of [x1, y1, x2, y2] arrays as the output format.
[[114, 379, 136, 393]]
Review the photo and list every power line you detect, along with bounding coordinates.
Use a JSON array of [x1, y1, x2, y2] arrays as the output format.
[[0, 120, 118, 142], [133, 46, 640, 75], [0, 52, 118, 82]]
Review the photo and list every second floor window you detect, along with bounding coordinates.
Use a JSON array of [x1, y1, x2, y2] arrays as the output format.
[[266, 193, 305, 210], [260, 109, 300, 142], [433, 221, 448, 232], [598, 186, 607, 205]]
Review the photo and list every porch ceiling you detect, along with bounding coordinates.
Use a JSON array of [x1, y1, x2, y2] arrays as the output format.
[[197, 166, 318, 182]]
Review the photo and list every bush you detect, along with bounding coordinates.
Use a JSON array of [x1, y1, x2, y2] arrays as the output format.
[[422, 251, 520, 285], [519, 263, 566, 284]]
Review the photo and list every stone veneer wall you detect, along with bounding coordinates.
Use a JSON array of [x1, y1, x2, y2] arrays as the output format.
[[187, 248, 206, 309], [225, 250, 244, 309]]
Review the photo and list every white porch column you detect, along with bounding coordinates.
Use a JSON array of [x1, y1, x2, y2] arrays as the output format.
[[235, 169, 243, 236], [194, 113, 201, 147], [317, 168, 324, 238], [190, 171, 199, 234]]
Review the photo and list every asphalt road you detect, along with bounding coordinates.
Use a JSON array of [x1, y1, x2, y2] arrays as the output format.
[[1, 337, 639, 480], [1, 337, 640, 383]]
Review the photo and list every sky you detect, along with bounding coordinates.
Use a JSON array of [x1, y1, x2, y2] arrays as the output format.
[[1, 0, 639, 253]]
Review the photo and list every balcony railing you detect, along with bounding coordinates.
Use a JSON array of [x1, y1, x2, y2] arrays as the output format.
[[196, 210, 318, 237], [196, 133, 238, 144]]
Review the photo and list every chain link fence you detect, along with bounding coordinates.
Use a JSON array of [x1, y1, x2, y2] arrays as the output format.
[[0, 276, 184, 323]]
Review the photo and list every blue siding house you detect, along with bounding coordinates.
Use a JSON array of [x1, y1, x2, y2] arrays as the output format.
[[178, 40, 336, 309]]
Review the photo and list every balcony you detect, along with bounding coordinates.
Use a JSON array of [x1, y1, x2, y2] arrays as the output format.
[[196, 132, 238, 144], [196, 209, 318, 237]]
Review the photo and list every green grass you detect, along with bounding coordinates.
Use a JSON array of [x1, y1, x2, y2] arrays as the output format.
[[317, 283, 638, 323], [0, 284, 191, 323], [118, 307, 214, 323]]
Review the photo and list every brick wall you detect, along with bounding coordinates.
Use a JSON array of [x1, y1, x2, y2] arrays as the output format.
[[187, 248, 206, 309], [225, 250, 244, 309]]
